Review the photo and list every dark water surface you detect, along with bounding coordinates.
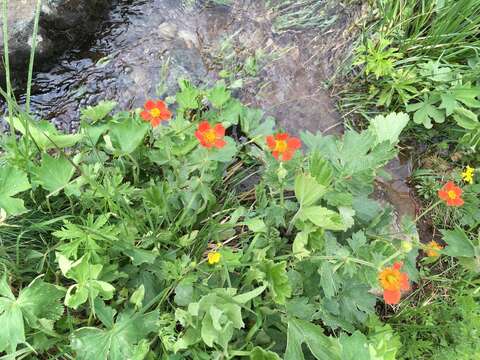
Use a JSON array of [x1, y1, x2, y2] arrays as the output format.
[[7, 0, 355, 133]]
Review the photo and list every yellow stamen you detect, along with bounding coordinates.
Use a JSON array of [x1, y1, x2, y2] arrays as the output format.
[[274, 140, 287, 153], [150, 108, 161, 117], [447, 190, 457, 200], [379, 268, 401, 291], [204, 129, 217, 143]]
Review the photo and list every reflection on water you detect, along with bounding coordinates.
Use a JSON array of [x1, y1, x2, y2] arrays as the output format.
[[6, 0, 357, 134]]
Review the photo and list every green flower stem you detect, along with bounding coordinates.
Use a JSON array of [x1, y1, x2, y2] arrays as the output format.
[[286, 209, 300, 236], [378, 250, 403, 269], [26, 0, 42, 113], [415, 200, 442, 223], [274, 253, 377, 269]]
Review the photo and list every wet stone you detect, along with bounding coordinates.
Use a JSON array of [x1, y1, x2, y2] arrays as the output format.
[[0, 0, 111, 84]]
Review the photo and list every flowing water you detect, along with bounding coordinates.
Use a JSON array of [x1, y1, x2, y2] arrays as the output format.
[[5, 0, 358, 133]]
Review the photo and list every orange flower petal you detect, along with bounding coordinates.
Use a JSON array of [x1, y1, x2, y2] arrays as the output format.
[[266, 135, 276, 149], [214, 123, 225, 137], [393, 262, 403, 271], [140, 110, 151, 121], [438, 189, 448, 201], [150, 118, 161, 128], [214, 139, 226, 149], [160, 108, 172, 120], [281, 150, 294, 161], [276, 133, 288, 141], [383, 289, 401, 305], [400, 273, 410, 291], [145, 100, 155, 110], [195, 130, 203, 142], [287, 137, 301, 149], [198, 121, 210, 132], [448, 197, 464, 207]]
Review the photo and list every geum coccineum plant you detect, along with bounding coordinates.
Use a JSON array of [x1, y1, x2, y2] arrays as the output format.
[[0, 79, 426, 359]]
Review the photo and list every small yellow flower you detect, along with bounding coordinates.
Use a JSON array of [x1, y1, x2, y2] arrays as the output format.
[[425, 240, 443, 257], [461, 165, 475, 184], [207, 251, 221, 265]]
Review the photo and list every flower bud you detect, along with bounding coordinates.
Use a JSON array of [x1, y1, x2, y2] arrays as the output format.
[[400, 240, 413, 253]]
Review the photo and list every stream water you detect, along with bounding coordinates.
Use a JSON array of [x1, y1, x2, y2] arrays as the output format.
[[6, 0, 353, 134]]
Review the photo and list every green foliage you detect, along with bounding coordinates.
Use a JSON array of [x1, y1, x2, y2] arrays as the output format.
[[0, 274, 64, 354], [389, 275, 480, 360], [354, 36, 402, 79], [285, 317, 401, 360], [71, 309, 159, 360], [32, 154, 75, 195], [0, 80, 454, 359], [0, 165, 31, 215], [11, 116, 82, 150]]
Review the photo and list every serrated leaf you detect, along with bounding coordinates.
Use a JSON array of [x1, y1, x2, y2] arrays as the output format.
[[240, 108, 275, 139], [369, 112, 409, 144], [441, 227, 475, 257], [206, 136, 237, 162], [33, 154, 75, 195], [0, 276, 64, 355], [179, 289, 245, 350], [258, 260, 292, 304], [439, 91, 457, 116], [293, 231, 311, 259], [451, 84, 480, 108], [406, 95, 445, 129], [207, 82, 231, 108], [109, 115, 149, 154], [176, 80, 201, 110], [301, 206, 346, 231], [233, 285, 266, 304], [453, 107, 479, 130], [71, 310, 159, 360], [251, 347, 282, 360], [319, 262, 337, 298], [285, 318, 338, 360], [130, 285, 145, 308], [0, 165, 31, 215], [81, 101, 117, 123], [338, 331, 370, 360], [309, 152, 333, 187], [294, 173, 326, 207], [245, 217, 267, 233], [221, 99, 243, 125], [11, 117, 82, 150]]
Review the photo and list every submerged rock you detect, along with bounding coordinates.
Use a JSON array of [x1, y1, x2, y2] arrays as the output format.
[[0, 0, 110, 84]]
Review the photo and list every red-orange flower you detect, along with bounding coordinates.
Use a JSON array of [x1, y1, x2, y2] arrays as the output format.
[[266, 133, 301, 161], [378, 262, 410, 305], [438, 181, 464, 207], [195, 121, 226, 149], [140, 100, 172, 127]]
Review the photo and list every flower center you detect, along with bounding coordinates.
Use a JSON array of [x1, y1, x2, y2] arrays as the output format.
[[204, 129, 217, 144], [150, 108, 161, 118], [380, 268, 401, 291], [447, 190, 457, 200], [274, 140, 287, 153], [386, 274, 399, 286]]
